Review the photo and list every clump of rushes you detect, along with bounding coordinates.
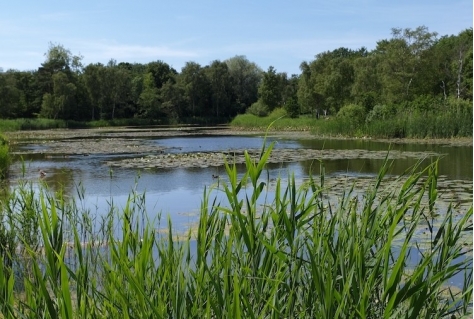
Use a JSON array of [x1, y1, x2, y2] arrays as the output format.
[[0, 133, 11, 179], [0, 140, 471, 318]]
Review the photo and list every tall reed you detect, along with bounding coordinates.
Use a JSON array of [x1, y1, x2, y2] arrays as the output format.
[[0, 142, 471, 318], [0, 134, 11, 180]]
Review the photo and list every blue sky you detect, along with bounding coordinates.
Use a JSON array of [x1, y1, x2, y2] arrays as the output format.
[[1, 0, 472, 75]]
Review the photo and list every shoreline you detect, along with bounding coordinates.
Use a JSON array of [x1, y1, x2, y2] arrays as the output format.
[[5, 127, 472, 157]]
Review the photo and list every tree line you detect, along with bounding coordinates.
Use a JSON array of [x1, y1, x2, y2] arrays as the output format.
[[0, 26, 472, 123]]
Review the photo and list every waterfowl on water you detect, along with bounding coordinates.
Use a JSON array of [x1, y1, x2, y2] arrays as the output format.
[[39, 169, 46, 177], [212, 174, 219, 179]]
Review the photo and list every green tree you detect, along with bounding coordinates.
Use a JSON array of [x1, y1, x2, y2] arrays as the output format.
[[180, 62, 210, 117], [83, 63, 105, 120], [351, 54, 382, 111], [36, 43, 83, 120], [160, 78, 186, 120], [138, 72, 161, 118], [40, 72, 76, 119], [225, 55, 262, 113], [0, 72, 26, 118], [205, 60, 232, 117], [297, 62, 320, 117], [431, 28, 473, 101], [258, 66, 282, 111], [101, 59, 131, 120], [146, 61, 177, 89], [375, 26, 438, 103]]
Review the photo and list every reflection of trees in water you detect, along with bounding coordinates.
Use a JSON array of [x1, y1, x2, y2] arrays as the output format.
[[41, 167, 75, 196]]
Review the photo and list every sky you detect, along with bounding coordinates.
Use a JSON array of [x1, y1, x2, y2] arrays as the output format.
[[1, 0, 472, 75]]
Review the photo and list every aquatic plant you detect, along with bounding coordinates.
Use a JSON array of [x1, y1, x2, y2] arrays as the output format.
[[0, 141, 471, 318]]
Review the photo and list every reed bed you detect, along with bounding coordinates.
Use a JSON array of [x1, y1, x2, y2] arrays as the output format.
[[0, 134, 10, 180], [0, 141, 472, 318]]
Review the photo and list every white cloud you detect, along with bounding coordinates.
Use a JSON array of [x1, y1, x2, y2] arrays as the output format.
[[69, 40, 201, 65]]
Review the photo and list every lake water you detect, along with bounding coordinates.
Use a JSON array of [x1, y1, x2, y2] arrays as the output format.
[[9, 133, 473, 234]]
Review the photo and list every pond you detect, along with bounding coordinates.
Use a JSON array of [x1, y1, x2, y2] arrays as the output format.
[[8, 129, 473, 236]]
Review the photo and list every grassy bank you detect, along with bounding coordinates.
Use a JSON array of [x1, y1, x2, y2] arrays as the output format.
[[0, 142, 472, 318], [230, 108, 319, 131], [0, 116, 231, 132], [231, 98, 473, 138], [0, 118, 166, 131]]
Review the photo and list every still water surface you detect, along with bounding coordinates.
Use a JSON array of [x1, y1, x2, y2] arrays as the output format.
[[10, 134, 473, 232]]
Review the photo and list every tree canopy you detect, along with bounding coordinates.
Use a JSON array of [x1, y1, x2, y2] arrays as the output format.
[[0, 26, 471, 122]]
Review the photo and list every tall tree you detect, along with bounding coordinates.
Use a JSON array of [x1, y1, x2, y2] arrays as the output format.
[[83, 63, 105, 120], [160, 78, 186, 120], [40, 71, 76, 119], [146, 61, 177, 89], [205, 60, 232, 117], [225, 55, 262, 113], [138, 72, 161, 118], [258, 66, 282, 111], [431, 28, 473, 101], [180, 62, 210, 116], [0, 71, 26, 118], [375, 26, 438, 103], [101, 59, 131, 120], [37, 43, 83, 119], [297, 62, 320, 116]]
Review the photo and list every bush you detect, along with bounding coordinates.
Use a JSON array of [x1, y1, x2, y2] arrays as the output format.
[[284, 97, 300, 118], [267, 107, 287, 119], [247, 100, 269, 117], [366, 104, 397, 124], [337, 104, 366, 123]]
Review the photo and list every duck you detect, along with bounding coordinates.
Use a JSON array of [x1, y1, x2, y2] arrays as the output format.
[[212, 174, 219, 179], [39, 169, 46, 177]]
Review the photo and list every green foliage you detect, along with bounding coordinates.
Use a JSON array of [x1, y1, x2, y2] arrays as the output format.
[[0, 134, 10, 179], [258, 66, 283, 111], [0, 144, 471, 318], [366, 104, 397, 123], [284, 97, 300, 118], [246, 99, 269, 117], [0, 27, 472, 130], [333, 103, 367, 134]]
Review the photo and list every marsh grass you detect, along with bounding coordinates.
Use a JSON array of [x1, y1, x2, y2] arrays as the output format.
[[0, 141, 472, 318], [231, 108, 318, 131], [0, 134, 11, 180]]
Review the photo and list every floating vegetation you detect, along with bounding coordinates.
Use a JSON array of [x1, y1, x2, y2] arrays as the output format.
[[106, 148, 443, 169]]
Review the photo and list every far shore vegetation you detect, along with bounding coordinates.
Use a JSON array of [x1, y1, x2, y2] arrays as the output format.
[[0, 26, 472, 139]]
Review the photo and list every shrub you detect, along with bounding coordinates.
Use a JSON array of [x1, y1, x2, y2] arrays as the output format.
[[284, 97, 300, 118], [366, 104, 397, 124], [337, 103, 366, 123], [267, 107, 287, 119], [247, 99, 269, 117]]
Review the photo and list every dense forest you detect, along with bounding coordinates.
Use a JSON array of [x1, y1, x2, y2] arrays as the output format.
[[0, 26, 472, 124]]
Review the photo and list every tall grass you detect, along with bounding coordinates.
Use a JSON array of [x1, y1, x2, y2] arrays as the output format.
[[0, 134, 11, 179], [231, 108, 318, 130], [317, 99, 473, 138], [0, 143, 472, 318]]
